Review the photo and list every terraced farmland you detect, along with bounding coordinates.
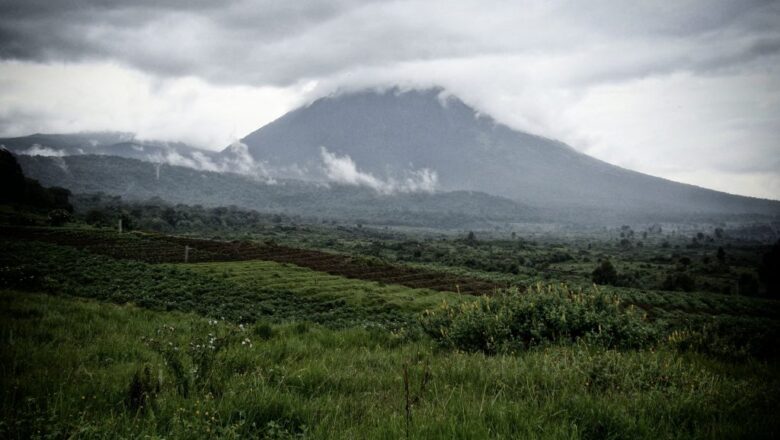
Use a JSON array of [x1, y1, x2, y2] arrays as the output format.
[[157, 235, 501, 294], [0, 226, 222, 263], [1, 226, 501, 295], [176, 260, 462, 315]]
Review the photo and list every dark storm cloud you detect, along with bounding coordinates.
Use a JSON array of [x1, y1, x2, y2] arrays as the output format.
[[0, 0, 388, 84], [2, 0, 778, 87]]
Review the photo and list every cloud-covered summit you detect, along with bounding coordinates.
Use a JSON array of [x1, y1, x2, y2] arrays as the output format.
[[0, 1, 779, 198]]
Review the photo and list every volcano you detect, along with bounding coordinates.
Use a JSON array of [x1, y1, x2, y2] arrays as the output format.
[[233, 87, 779, 221]]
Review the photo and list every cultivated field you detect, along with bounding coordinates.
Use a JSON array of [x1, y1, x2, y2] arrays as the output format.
[[1, 226, 499, 295], [3, 290, 779, 439], [1, 224, 779, 438]]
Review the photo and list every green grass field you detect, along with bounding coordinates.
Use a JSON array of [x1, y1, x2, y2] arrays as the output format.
[[3, 290, 779, 439], [176, 260, 464, 315], [2, 226, 780, 438]]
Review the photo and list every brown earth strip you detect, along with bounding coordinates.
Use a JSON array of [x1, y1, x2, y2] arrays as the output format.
[[1, 226, 501, 295]]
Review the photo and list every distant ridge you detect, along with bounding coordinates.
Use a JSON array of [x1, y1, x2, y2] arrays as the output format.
[[0, 132, 218, 164]]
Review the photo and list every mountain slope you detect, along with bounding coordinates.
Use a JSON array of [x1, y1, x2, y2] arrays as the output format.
[[16, 154, 538, 228], [234, 88, 779, 219]]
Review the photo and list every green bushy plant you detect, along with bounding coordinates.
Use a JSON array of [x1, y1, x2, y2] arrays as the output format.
[[143, 322, 244, 398], [591, 259, 618, 285], [420, 283, 658, 354]]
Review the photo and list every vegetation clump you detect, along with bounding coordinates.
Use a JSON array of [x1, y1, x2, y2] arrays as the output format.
[[421, 284, 657, 354], [591, 259, 618, 285]]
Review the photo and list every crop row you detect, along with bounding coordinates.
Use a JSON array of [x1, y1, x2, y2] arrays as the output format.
[[1, 227, 501, 295], [0, 226, 221, 263], [159, 236, 501, 295]]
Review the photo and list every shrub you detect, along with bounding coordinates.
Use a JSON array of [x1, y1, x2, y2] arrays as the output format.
[[144, 323, 242, 398], [591, 260, 618, 285], [420, 284, 657, 354]]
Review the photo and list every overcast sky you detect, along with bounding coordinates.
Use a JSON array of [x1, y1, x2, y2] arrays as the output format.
[[1, 0, 779, 199]]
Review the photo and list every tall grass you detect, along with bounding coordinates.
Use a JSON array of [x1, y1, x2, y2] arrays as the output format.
[[2, 290, 778, 439]]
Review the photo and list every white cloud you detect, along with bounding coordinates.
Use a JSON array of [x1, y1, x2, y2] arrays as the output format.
[[320, 147, 437, 194], [147, 140, 274, 181], [561, 71, 780, 198], [0, 0, 779, 199], [18, 143, 67, 157], [0, 61, 304, 149]]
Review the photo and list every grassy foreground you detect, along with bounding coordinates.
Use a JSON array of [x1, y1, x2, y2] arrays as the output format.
[[2, 290, 779, 439]]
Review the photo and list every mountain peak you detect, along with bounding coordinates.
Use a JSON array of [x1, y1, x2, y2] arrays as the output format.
[[231, 86, 779, 220]]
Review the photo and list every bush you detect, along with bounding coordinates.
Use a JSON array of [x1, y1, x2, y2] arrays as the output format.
[[420, 284, 657, 354], [591, 260, 618, 285]]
